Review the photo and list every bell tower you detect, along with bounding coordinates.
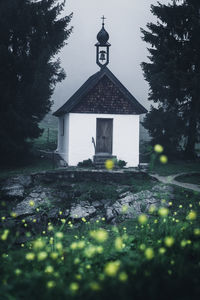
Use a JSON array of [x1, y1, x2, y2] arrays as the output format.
[[95, 16, 111, 68]]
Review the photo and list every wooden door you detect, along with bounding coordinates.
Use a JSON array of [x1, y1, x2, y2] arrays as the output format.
[[96, 118, 113, 154]]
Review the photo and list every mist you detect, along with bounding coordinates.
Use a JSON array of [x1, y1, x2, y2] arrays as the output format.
[[52, 0, 170, 112]]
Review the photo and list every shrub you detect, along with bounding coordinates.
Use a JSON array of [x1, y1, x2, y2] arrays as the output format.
[[117, 160, 127, 168], [77, 159, 93, 168]]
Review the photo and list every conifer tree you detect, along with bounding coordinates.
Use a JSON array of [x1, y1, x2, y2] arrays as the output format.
[[141, 0, 200, 158], [0, 0, 72, 164]]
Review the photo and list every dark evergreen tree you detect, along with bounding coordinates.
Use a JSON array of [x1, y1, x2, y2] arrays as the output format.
[[141, 0, 200, 158], [0, 0, 72, 164]]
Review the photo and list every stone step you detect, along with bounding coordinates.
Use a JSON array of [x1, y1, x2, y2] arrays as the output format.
[[93, 155, 117, 168]]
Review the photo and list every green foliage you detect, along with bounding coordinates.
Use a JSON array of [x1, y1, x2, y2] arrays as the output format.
[[0, 0, 72, 165], [0, 187, 200, 299], [116, 160, 127, 168], [78, 159, 94, 168], [141, 0, 200, 158], [142, 106, 185, 157]]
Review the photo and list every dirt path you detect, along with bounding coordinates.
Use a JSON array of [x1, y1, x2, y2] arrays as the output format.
[[150, 172, 200, 193]]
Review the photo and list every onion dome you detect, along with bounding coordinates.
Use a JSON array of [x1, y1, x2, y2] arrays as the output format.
[[97, 25, 109, 45]]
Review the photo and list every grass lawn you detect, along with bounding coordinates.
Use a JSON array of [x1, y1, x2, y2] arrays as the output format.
[[151, 160, 200, 176], [176, 173, 200, 186], [0, 156, 56, 180]]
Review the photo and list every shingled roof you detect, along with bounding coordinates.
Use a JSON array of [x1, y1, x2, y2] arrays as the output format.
[[53, 67, 147, 116]]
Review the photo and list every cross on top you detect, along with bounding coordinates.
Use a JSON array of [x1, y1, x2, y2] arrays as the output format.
[[101, 15, 106, 26]]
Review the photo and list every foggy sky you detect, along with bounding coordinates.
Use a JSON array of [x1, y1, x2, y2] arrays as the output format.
[[53, 0, 169, 112]]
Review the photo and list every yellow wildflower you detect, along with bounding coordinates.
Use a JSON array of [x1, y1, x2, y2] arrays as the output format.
[[50, 252, 58, 260], [154, 144, 163, 153], [37, 251, 47, 261], [138, 214, 148, 224], [70, 242, 78, 250], [96, 246, 104, 254], [69, 282, 79, 292], [104, 260, 120, 277], [121, 205, 128, 213], [149, 205, 156, 213], [74, 258, 80, 264], [139, 244, 146, 251], [164, 236, 174, 247], [159, 247, 166, 254], [55, 242, 63, 251], [46, 281, 55, 289], [25, 252, 35, 261], [48, 225, 53, 231], [29, 200, 35, 207], [105, 159, 114, 170], [55, 232, 63, 239], [45, 266, 54, 274], [187, 210, 197, 221], [194, 228, 200, 236], [89, 281, 101, 291], [10, 212, 17, 218], [75, 274, 82, 280], [15, 269, 22, 276], [77, 241, 85, 249], [114, 237, 124, 251], [90, 229, 108, 243], [145, 248, 154, 260], [160, 155, 168, 164], [118, 272, 128, 282], [33, 239, 45, 250], [1, 229, 9, 241], [158, 207, 169, 217], [84, 245, 97, 258]]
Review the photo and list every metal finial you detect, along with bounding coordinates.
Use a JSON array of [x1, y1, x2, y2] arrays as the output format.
[[101, 15, 106, 26]]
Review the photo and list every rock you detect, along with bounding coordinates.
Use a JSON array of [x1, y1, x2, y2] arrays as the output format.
[[1, 175, 32, 200], [106, 207, 116, 221], [92, 200, 102, 208], [40, 192, 47, 199], [2, 183, 25, 199], [29, 192, 40, 198], [119, 191, 133, 199], [78, 201, 90, 206], [70, 205, 96, 219], [17, 175, 32, 187], [112, 201, 123, 214], [14, 196, 46, 217], [111, 184, 173, 221], [101, 199, 112, 208]]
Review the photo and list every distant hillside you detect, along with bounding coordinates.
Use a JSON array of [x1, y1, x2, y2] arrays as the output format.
[[40, 113, 57, 130], [33, 113, 57, 151]]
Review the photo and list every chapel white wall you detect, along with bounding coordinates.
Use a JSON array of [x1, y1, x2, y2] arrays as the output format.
[[57, 114, 69, 163], [66, 113, 139, 167]]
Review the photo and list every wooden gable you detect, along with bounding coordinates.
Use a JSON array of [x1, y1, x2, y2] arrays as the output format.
[[53, 67, 147, 116], [71, 75, 138, 114]]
